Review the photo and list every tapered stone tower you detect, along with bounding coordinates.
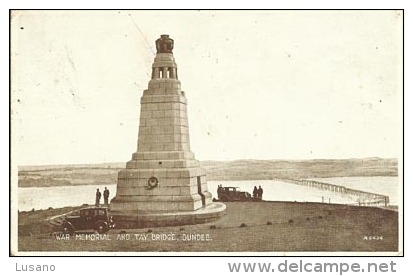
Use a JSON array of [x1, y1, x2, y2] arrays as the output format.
[[111, 35, 225, 227]]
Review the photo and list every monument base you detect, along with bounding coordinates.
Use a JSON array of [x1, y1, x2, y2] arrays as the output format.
[[111, 202, 226, 228]]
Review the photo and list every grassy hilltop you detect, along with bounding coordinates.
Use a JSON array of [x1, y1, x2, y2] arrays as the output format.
[[16, 158, 400, 253], [17, 201, 399, 253]]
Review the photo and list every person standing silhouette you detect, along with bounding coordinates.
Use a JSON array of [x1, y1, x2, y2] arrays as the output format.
[[95, 188, 102, 206], [258, 185, 263, 200], [103, 187, 110, 206], [253, 186, 258, 200]]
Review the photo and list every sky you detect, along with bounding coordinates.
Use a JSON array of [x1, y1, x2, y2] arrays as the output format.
[[11, 10, 403, 165]]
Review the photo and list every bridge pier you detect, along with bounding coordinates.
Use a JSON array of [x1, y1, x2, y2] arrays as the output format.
[[287, 179, 388, 207]]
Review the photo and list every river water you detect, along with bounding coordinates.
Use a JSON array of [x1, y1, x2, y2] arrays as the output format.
[[17, 177, 399, 211]]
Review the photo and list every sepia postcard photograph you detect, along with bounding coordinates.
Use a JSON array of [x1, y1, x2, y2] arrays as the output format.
[[9, 10, 403, 256]]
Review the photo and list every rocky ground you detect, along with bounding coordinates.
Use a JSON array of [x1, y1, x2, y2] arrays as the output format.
[[15, 201, 399, 254]]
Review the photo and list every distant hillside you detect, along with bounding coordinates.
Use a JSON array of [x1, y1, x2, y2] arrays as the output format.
[[18, 158, 398, 187], [202, 158, 398, 181]]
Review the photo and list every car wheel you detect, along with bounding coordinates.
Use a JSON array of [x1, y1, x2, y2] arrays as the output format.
[[95, 221, 109, 234], [62, 224, 74, 236]]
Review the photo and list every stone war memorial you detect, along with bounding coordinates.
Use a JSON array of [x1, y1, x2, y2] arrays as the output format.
[[111, 35, 226, 227], [13, 12, 401, 255]]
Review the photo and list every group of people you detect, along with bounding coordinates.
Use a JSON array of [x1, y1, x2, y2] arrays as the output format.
[[95, 187, 110, 206], [216, 184, 264, 201], [253, 185, 263, 200]]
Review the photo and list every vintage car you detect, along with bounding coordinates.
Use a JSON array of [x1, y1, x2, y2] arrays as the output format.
[[217, 186, 252, 202], [61, 206, 115, 235]]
